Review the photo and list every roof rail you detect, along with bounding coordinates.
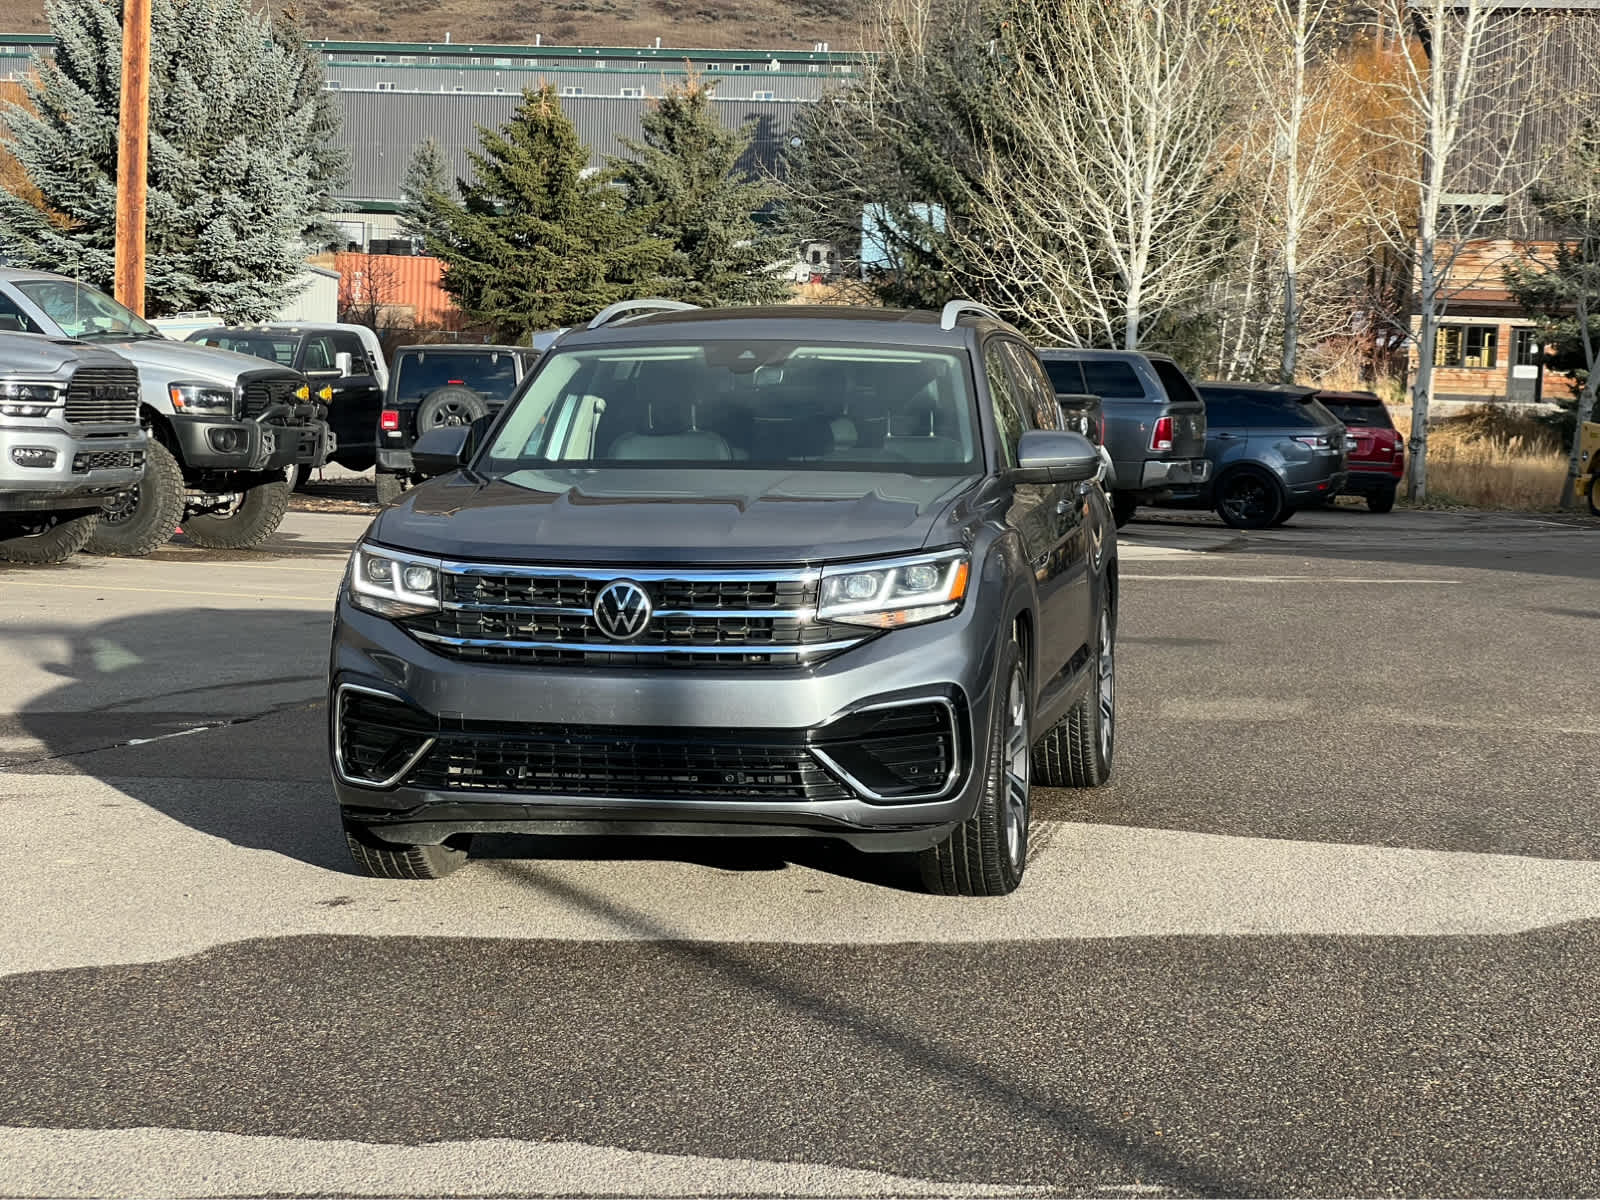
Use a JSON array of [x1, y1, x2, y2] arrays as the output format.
[[586, 299, 700, 331], [939, 299, 1006, 331]]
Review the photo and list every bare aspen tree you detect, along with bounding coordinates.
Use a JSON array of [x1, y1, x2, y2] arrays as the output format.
[[954, 0, 1235, 348], [1235, 0, 1359, 383], [1362, 0, 1561, 502]]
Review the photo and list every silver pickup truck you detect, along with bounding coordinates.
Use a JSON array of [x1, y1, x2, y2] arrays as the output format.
[[0, 332, 147, 563], [1036, 348, 1210, 527]]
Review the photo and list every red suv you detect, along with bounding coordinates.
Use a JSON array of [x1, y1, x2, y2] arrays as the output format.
[[1317, 390, 1404, 513]]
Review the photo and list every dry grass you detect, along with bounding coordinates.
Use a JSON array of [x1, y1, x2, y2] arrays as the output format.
[[1392, 405, 1571, 512]]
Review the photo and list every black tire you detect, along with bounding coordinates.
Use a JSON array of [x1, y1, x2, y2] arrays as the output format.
[[374, 472, 413, 507], [344, 816, 470, 880], [287, 463, 312, 491], [181, 476, 292, 550], [415, 386, 489, 433], [919, 636, 1031, 897], [0, 509, 99, 564], [1033, 600, 1115, 788], [1368, 486, 1396, 514], [1111, 493, 1138, 528], [1214, 466, 1285, 529], [85, 439, 184, 557]]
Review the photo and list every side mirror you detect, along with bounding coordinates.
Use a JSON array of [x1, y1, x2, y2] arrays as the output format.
[[334, 351, 354, 378], [1013, 429, 1101, 484], [412, 426, 471, 478]]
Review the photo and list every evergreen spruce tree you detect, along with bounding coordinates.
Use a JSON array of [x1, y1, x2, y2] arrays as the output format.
[[0, 0, 344, 320], [608, 77, 791, 307], [398, 137, 454, 254], [429, 86, 671, 339]]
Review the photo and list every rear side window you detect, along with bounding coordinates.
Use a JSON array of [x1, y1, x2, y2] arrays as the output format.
[[1320, 399, 1394, 429], [1042, 359, 1086, 396], [1079, 359, 1147, 399], [1150, 359, 1202, 406]]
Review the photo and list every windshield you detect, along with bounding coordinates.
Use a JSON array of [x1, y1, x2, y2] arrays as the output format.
[[191, 333, 300, 367], [479, 340, 980, 478], [394, 350, 522, 402], [13, 279, 162, 341], [1322, 400, 1394, 429]]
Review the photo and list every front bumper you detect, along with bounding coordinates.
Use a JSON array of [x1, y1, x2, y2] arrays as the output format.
[[0, 426, 147, 512], [328, 595, 1004, 852], [170, 414, 333, 471]]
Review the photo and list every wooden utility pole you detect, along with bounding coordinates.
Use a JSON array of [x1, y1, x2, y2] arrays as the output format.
[[114, 0, 151, 316]]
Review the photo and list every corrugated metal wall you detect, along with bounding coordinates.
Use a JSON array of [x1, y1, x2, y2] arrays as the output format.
[[337, 251, 454, 326], [325, 62, 831, 102], [336, 91, 801, 204]]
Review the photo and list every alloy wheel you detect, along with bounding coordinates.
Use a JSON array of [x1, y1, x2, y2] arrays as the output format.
[[1001, 664, 1030, 870], [1221, 476, 1270, 524], [1097, 607, 1115, 763]]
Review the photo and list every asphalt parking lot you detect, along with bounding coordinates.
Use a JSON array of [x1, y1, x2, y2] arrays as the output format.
[[3, 505, 1599, 1198]]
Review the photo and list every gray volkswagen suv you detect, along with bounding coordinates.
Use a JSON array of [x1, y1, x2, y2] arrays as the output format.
[[328, 301, 1118, 896]]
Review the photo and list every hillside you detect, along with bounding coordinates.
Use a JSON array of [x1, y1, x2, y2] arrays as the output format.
[[6, 0, 869, 50]]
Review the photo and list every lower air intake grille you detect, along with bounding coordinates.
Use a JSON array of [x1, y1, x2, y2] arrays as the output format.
[[71, 449, 144, 474]]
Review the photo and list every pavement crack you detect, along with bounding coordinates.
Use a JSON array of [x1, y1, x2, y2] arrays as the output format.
[[0, 699, 321, 771]]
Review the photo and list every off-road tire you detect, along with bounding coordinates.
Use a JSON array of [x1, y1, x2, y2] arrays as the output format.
[[416, 386, 489, 433], [343, 817, 471, 880], [374, 472, 412, 507], [1368, 486, 1396, 514], [1032, 602, 1115, 788], [0, 510, 99, 564], [1214, 466, 1285, 530], [84, 439, 184, 557], [182, 476, 292, 550], [1111, 493, 1138, 528], [919, 637, 1030, 897]]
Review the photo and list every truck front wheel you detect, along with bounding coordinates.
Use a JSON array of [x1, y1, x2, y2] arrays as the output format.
[[85, 440, 184, 557], [182, 475, 292, 550], [0, 510, 100, 564]]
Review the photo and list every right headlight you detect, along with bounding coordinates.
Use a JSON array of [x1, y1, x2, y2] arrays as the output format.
[[817, 549, 971, 629], [168, 380, 238, 417], [348, 542, 443, 618], [0, 379, 65, 417]]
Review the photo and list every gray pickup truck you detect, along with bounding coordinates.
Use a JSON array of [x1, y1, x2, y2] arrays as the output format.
[[1036, 348, 1209, 527], [0, 332, 147, 563]]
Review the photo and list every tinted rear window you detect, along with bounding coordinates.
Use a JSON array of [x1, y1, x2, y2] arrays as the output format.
[[393, 351, 521, 402], [1198, 386, 1331, 430], [1079, 360, 1147, 399], [1043, 360, 1086, 395], [1150, 359, 1202, 406], [1321, 399, 1395, 429]]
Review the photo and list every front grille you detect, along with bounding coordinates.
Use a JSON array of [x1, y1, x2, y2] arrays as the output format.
[[241, 372, 303, 421], [403, 567, 863, 667], [64, 367, 139, 425], [406, 723, 853, 802], [72, 448, 144, 474]]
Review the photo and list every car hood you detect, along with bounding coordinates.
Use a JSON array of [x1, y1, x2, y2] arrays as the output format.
[[0, 332, 127, 378], [369, 468, 979, 565], [94, 337, 288, 385]]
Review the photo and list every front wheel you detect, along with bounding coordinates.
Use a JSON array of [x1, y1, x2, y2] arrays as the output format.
[[0, 510, 99, 564], [344, 816, 471, 879], [85, 439, 184, 557], [1033, 602, 1115, 788], [919, 637, 1031, 897], [1214, 467, 1285, 529], [181, 475, 292, 550]]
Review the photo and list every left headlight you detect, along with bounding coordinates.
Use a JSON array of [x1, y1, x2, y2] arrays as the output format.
[[168, 381, 238, 416], [817, 549, 971, 629], [0, 379, 65, 417], [348, 542, 443, 618]]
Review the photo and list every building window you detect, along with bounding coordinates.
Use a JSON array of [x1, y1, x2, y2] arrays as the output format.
[[560, 86, 583, 96], [705, 62, 721, 71], [1434, 325, 1498, 370], [373, 55, 388, 63], [834, 64, 852, 73], [1514, 329, 1543, 368], [375, 81, 396, 91], [752, 90, 774, 100], [398, 55, 415, 64], [808, 64, 820, 72], [492, 87, 505, 93], [428, 56, 439, 64], [324, 80, 342, 90], [452, 85, 464, 92], [620, 86, 643, 98], [733, 62, 752, 71], [470, 57, 481, 65]]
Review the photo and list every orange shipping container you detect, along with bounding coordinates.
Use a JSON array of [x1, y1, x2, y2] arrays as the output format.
[[335, 252, 458, 328]]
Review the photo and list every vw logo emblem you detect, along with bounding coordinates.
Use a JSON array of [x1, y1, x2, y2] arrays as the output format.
[[593, 579, 652, 641]]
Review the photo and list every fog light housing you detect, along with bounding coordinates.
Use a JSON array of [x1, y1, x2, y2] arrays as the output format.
[[10, 446, 57, 468], [207, 427, 244, 454]]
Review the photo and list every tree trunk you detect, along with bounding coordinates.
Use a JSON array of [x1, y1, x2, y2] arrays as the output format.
[[1280, 268, 1298, 383], [1408, 241, 1438, 504], [1560, 301, 1598, 509]]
